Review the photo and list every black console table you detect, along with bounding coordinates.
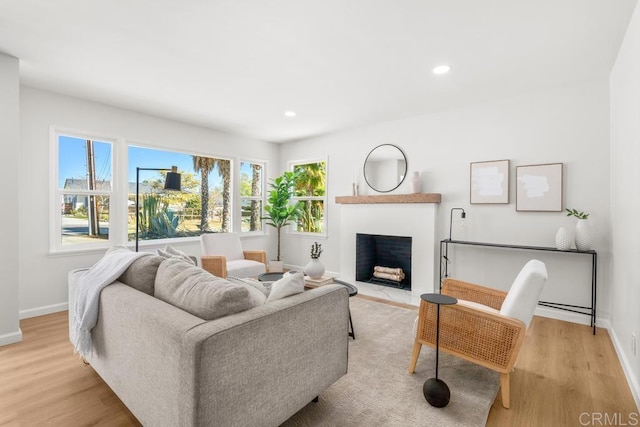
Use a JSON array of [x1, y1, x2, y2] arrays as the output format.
[[440, 239, 597, 335]]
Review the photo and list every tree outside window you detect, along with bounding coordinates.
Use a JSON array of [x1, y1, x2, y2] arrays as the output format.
[[127, 146, 232, 243], [291, 160, 326, 234], [240, 161, 263, 232]]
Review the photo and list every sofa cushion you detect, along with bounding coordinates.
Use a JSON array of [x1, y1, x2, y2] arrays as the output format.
[[266, 271, 305, 303], [118, 254, 165, 295], [154, 257, 256, 320], [226, 277, 268, 306]]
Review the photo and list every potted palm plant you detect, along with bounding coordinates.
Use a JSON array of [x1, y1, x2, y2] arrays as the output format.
[[262, 170, 302, 272]]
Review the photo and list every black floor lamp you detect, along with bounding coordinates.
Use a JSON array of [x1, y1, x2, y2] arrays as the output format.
[[135, 166, 182, 252]]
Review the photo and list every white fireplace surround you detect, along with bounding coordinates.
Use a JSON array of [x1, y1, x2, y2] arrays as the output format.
[[337, 195, 439, 305]]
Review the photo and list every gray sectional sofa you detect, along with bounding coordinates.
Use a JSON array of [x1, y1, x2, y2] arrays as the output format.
[[68, 256, 349, 427]]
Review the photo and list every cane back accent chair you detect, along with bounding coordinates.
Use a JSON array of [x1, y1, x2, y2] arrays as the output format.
[[408, 259, 547, 409], [200, 233, 267, 278]]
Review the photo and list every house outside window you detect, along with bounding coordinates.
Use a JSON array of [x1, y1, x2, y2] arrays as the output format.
[[290, 159, 326, 235], [128, 146, 233, 244], [54, 132, 113, 250], [239, 161, 264, 232]]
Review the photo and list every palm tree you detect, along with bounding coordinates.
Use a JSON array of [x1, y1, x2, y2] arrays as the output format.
[[294, 162, 326, 232], [193, 156, 216, 232], [216, 159, 231, 232], [250, 164, 261, 230]]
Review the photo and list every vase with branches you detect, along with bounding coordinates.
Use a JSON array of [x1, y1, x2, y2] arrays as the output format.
[[567, 208, 591, 251]]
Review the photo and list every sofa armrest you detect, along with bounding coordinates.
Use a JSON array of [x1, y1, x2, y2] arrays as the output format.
[[180, 285, 349, 426], [201, 255, 227, 278], [243, 250, 266, 264], [87, 283, 207, 426], [442, 278, 507, 310]]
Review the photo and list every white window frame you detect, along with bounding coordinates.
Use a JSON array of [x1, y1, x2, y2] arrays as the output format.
[[50, 127, 117, 253], [288, 157, 328, 238], [238, 159, 266, 234]]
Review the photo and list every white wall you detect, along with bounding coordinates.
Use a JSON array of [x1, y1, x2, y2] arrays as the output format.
[[610, 1, 640, 407], [0, 53, 21, 345], [18, 87, 279, 318], [281, 80, 611, 324]]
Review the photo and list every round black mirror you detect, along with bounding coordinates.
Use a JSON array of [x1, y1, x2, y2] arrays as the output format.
[[363, 144, 407, 193]]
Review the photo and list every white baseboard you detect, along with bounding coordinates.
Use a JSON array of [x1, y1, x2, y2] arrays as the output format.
[[608, 326, 640, 410], [0, 329, 23, 346], [19, 302, 68, 319]]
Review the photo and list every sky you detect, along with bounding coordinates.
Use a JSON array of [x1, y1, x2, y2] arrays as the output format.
[[57, 135, 255, 191]]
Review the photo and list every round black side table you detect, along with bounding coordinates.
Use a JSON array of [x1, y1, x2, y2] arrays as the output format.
[[421, 293, 457, 408]]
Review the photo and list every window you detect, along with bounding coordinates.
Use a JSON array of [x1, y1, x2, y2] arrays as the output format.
[[239, 161, 264, 232], [54, 132, 113, 250], [128, 146, 232, 244], [291, 160, 326, 234]]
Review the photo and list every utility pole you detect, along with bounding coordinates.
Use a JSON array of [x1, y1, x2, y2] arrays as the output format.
[[86, 139, 99, 236]]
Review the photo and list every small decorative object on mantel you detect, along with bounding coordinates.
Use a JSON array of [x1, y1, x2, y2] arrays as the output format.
[[411, 171, 422, 194], [304, 242, 325, 279], [554, 227, 572, 251], [567, 208, 591, 251]]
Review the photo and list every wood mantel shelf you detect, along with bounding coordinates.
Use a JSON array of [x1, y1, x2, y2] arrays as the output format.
[[335, 193, 441, 204]]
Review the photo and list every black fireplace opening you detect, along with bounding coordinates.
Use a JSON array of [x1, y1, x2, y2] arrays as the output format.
[[355, 233, 412, 290]]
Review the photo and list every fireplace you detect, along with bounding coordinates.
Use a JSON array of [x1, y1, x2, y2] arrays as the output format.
[[356, 233, 412, 290], [337, 194, 440, 301]]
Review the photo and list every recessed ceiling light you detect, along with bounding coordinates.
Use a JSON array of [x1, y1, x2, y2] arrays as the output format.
[[284, 110, 296, 118], [433, 65, 451, 75]]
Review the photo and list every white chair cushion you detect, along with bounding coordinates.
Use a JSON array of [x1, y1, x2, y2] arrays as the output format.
[[200, 233, 244, 261], [499, 259, 548, 328], [227, 259, 266, 278]]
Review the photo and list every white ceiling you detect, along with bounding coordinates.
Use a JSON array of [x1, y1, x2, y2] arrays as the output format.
[[0, 0, 637, 143]]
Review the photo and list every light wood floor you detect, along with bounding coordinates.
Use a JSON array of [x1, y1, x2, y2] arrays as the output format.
[[0, 306, 637, 426]]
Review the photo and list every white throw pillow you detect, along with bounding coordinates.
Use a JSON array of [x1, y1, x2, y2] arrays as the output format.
[[266, 271, 305, 302]]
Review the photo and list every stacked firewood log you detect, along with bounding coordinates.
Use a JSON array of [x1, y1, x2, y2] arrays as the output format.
[[373, 266, 405, 282]]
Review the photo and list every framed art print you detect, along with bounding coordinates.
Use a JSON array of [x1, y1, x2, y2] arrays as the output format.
[[516, 163, 563, 212], [470, 159, 509, 204]]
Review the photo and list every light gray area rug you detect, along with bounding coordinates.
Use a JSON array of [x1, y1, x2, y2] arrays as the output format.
[[282, 297, 499, 426]]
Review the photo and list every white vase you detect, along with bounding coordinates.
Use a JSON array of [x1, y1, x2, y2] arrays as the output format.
[[575, 219, 591, 251], [411, 171, 421, 194], [555, 227, 571, 251], [304, 258, 325, 279]]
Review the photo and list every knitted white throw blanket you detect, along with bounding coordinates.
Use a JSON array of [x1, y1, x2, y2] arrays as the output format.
[[71, 246, 150, 357]]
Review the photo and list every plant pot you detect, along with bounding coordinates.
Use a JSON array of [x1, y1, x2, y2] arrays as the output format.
[[304, 258, 325, 280], [575, 219, 591, 251], [268, 260, 284, 273], [555, 227, 572, 251]]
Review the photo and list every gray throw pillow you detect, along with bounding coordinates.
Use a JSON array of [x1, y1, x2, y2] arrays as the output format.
[[227, 277, 268, 306], [118, 254, 164, 295], [154, 257, 255, 320], [157, 245, 196, 265]]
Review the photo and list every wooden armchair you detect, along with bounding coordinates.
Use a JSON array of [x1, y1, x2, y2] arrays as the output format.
[[200, 233, 267, 278], [408, 259, 547, 408]]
